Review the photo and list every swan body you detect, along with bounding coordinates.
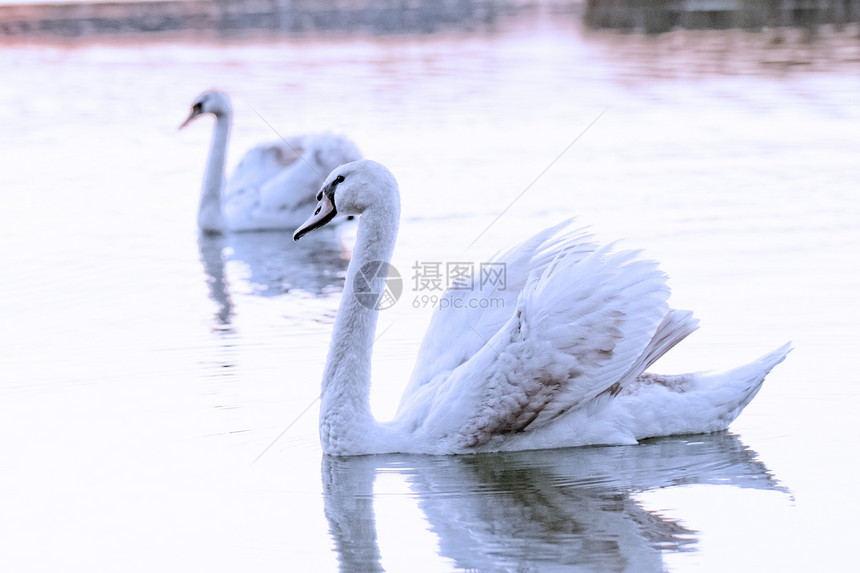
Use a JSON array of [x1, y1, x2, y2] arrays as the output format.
[[180, 90, 362, 233], [294, 159, 791, 456]]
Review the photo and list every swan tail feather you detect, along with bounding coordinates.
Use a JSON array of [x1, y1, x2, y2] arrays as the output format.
[[720, 342, 793, 383], [620, 343, 792, 440]]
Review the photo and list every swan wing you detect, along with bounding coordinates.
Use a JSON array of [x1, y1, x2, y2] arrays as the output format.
[[399, 242, 671, 451], [401, 221, 598, 401], [226, 137, 306, 198], [255, 134, 363, 213], [223, 134, 362, 230]]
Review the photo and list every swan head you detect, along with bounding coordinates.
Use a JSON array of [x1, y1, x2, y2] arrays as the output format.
[[294, 159, 398, 241], [179, 91, 231, 129]]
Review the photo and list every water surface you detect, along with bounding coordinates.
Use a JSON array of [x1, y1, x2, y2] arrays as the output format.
[[1, 11, 858, 572]]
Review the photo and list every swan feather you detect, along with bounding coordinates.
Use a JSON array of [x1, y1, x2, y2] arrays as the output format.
[[293, 160, 791, 456]]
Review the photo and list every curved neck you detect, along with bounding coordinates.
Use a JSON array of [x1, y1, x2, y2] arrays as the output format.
[[319, 204, 400, 455], [198, 111, 230, 233]]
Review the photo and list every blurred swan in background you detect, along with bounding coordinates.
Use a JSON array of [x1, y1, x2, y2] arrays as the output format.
[[180, 90, 361, 234], [294, 159, 791, 456]]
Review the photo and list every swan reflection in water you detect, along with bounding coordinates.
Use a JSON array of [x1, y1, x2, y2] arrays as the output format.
[[323, 433, 786, 572], [198, 224, 353, 325]]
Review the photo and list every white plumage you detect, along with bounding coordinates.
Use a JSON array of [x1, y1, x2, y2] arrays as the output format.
[[180, 90, 361, 233], [294, 159, 791, 456]]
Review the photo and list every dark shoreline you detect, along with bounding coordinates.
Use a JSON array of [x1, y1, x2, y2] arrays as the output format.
[[2, 0, 858, 39], [0, 0, 518, 38]]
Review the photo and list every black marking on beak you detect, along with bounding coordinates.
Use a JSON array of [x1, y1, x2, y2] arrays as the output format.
[[293, 186, 338, 241]]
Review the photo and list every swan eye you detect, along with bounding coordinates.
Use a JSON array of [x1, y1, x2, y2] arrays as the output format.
[[332, 174, 345, 187], [193, 102, 202, 113]]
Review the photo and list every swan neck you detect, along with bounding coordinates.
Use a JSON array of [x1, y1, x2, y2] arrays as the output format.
[[319, 204, 400, 455], [198, 110, 230, 233]]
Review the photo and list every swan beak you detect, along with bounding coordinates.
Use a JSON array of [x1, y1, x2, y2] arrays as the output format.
[[294, 191, 337, 241], [178, 109, 201, 130]]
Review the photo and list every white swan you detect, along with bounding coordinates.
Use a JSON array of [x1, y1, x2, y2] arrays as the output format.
[[180, 90, 362, 233], [294, 159, 791, 456]]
